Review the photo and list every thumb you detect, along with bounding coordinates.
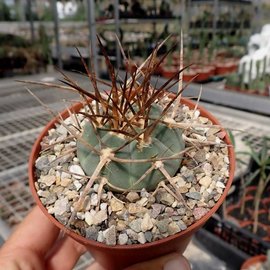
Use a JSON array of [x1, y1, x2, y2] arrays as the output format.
[[124, 252, 191, 270]]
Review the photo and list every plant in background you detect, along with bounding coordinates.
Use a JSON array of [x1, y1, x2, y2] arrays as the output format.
[[199, 31, 206, 62], [0, 0, 12, 21], [37, 24, 52, 66], [239, 136, 270, 233], [266, 250, 270, 270]]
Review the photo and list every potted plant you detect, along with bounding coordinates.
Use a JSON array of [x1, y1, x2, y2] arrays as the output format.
[[241, 251, 270, 270], [237, 137, 270, 234], [25, 37, 235, 270]]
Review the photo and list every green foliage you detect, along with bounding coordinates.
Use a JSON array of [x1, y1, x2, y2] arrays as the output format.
[[37, 24, 51, 63], [225, 73, 241, 88], [239, 137, 270, 188], [0, 33, 29, 47], [228, 130, 235, 148], [0, 1, 11, 21], [40, 6, 53, 21]]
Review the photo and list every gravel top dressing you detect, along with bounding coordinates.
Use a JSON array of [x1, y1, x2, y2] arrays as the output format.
[[34, 98, 229, 246]]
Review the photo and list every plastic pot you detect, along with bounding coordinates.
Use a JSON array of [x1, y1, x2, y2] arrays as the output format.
[[29, 97, 235, 270], [215, 62, 237, 76], [183, 70, 198, 82], [161, 68, 179, 78], [226, 206, 242, 225], [245, 186, 257, 198], [257, 209, 270, 228], [262, 197, 270, 211], [241, 255, 266, 270], [240, 221, 270, 242], [226, 204, 246, 226], [226, 195, 254, 226], [195, 68, 211, 82]]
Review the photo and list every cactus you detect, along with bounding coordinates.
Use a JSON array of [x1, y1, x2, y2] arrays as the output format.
[[22, 36, 200, 225], [71, 37, 187, 193], [77, 103, 185, 191]]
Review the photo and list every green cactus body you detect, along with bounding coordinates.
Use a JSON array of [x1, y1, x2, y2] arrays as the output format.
[[77, 104, 185, 191]]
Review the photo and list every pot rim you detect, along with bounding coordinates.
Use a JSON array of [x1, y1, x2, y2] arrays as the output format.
[[28, 97, 235, 250], [241, 255, 266, 270]]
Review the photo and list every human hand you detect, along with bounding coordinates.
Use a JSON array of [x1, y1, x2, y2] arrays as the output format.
[[0, 206, 190, 270]]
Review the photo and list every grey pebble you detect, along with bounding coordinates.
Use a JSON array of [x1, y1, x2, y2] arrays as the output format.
[[55, 213, 69, 226], [86, 226, 99, 240], [150, 204, 164, 218], [160, 193, 175, 206], [156, 219, 170, 233], [45, 193, 57, 205], [168, 222, 181, 235], [90, 193, 98, 206], [144, 231, 153, 242], [97, 231, 104, 243], [182, 169, 195, 183], [126, 192, 140, 203], [35, 156, 49, 171], [57, 154, 73, 166], [54, 197, 69, 215], [103, 225, 116, 246], [193, 150, 206, 163], [186, 192, 201, 200], [118, 233, 128, 245], [176, 220, 187, 230], [126, 229, 138, 241], [137, 232, 146, 244], [129, 218, 142, 233]]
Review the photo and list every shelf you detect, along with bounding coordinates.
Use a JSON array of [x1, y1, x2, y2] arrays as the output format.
[[96, 17, 180, 25], [190, 0, 252, 6], [188, 27, 250, 33], [118, 70, 270, 116]]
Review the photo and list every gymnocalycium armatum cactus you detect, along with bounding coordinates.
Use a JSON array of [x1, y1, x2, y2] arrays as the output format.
[[74, 36, 189, 195], [77, 103, 185, 191], [23, 35, 192, 224]]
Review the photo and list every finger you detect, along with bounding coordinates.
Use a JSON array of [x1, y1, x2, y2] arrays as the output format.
[[125, 253, 191, 270], [0, 248, 45, 270], [1, 206, 59, 256], [46, 235, 86, 270], [86, 261, 106, 270]]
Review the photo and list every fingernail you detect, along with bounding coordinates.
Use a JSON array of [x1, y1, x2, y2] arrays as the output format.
[[164, 257, 190, 270]]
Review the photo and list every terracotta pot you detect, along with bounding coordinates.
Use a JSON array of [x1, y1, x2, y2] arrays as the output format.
[[215, 62, 237, 76], [125, 62, 137, 74], [262, 197, 270, 210], [226, 204, 243, 225], [153, 65, 164, 76], [256, 209, 270, 228], [205, 65, 216, 77], [240, 221, 269, 242], [241, 255, 266, 270], [183, 70, 198, 82], [247, 89, 259, 95], [226, 195, 254, 225], [161, 68, 179, 78], [224, 85, 241, 92], [245, 186, 257, 197], [29, 98, 235, 270], [194, 68, 211, 82]]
